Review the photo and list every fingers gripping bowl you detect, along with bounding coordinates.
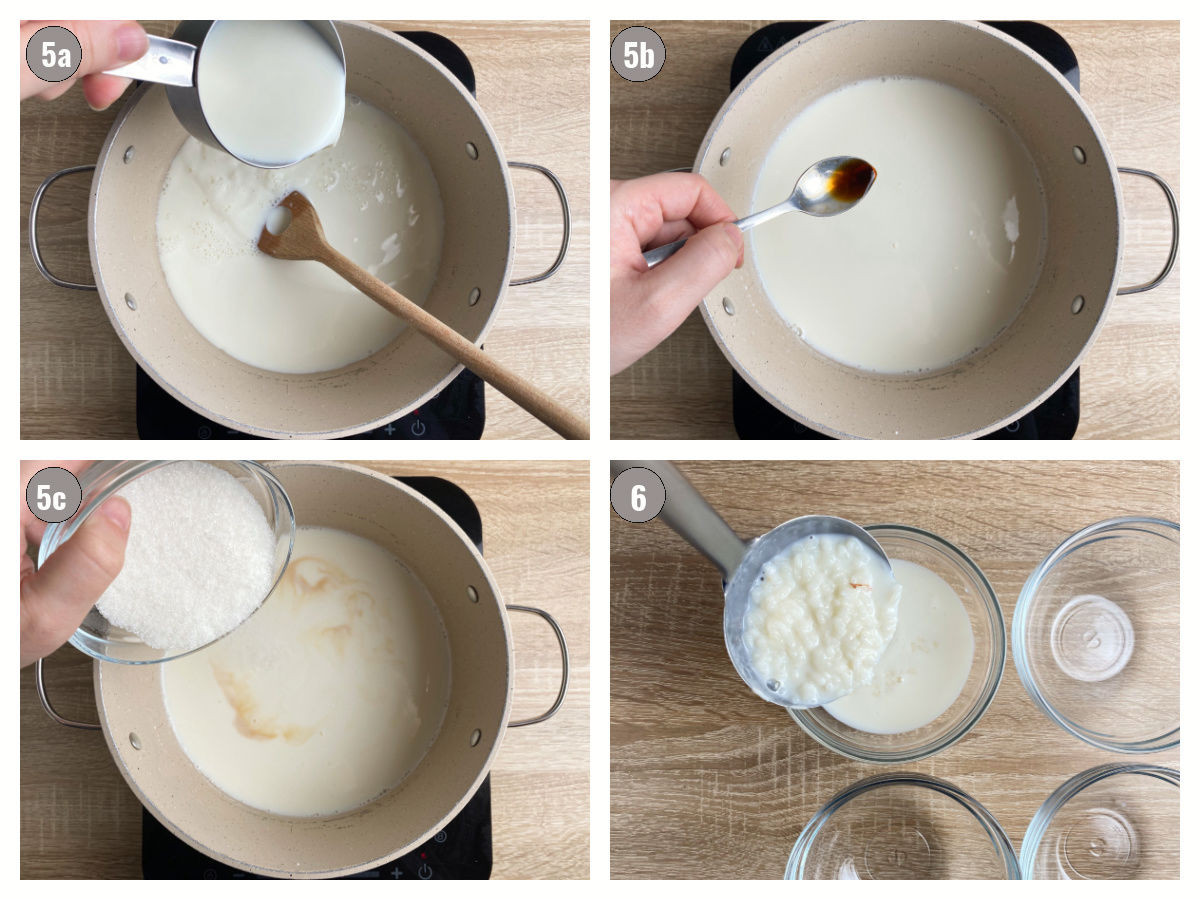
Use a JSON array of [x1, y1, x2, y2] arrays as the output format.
[[37, 460, 295, 665]]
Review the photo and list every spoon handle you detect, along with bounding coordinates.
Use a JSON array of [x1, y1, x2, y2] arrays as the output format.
[[103, 35, 196, 87], [733, 198, 796, 233], [641, 198, 794, 269], [642, 237, 688, 269], [320, 247, 589, 440], [614, 460, 747, 582]]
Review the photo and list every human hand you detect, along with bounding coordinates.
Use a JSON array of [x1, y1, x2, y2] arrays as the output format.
[[20, 20, 148, 109], [20, 462, 131, 667], [610, 173, 743, 374]]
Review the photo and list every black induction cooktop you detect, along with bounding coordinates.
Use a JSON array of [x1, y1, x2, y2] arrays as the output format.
[[136, 31, 485, 441], [141, 475, 492, 880], [728, 21, 1081, 440]]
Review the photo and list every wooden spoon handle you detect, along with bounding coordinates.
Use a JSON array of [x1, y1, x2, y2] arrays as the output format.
[[321, 248, 590, 440]]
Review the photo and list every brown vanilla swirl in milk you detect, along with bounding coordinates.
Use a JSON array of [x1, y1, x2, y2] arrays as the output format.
[[162, 526, 451, 816]]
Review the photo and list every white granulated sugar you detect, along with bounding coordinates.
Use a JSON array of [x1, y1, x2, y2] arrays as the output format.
[[95, 462, 276, 652]]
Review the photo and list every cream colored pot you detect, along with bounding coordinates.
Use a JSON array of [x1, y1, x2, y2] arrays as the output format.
[[30, 21, 570, 438], [35, 462, 569, 878], [696, 20, 1177, 439]]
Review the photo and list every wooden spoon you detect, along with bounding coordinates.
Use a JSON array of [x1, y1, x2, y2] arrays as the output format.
[[258, 191, 589, 440]]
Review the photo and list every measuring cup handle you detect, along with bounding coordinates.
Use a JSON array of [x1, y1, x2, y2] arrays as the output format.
[[505, 605, 569, 727], [34, 658, 100, 730], [103, 34, 197, 87], [613, 461, 747, 582], [507, 161, 571, 286], [1116, 167, 1179, 295]]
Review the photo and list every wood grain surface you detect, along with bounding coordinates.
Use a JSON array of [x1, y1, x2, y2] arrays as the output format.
[[610, 20, 1179, 439], [610, 460, 1178, 879], [20, 20, 589, 441], [20, 460, 589, 879]]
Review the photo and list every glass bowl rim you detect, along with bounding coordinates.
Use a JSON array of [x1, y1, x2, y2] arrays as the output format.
[[785, 770, 1020, 879], [788, 523, 1006, 763], [1018, 762, 1180, 880], [1012, 515, 1179, 753], [37, 460, 296, 665]]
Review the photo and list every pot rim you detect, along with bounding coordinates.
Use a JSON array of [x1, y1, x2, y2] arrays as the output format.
[[92, 461, 515, 878], [694, 19, 1124, 440], [86, 20, 518, 439]]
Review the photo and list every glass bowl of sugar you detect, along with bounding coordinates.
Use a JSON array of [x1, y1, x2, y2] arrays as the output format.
[[788, 525, 1005, 763], [1013, 516, 1178, 753], [37, 460, 295, 664]]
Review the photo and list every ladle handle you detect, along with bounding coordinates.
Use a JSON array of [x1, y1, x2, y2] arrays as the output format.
[[103, 35, 196, 87], [321, 248, 589, 440], [612, 461, 747, 581]]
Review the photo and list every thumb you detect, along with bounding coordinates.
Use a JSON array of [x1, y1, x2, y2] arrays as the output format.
[[642, 221, 743, 318], [74, 20, 148, 77], [20, 497, 131, 667]]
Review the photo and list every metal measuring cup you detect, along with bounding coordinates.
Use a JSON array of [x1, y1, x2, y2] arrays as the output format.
[[104, 20, 345, 169], [615, 460, 893, 708]]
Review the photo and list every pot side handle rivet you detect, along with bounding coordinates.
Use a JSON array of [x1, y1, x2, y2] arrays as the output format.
[[1072, 146, 1086, 164], [1071, 295, 1085, 315], [469, 728, 482, 747], [129, 732, 141, 750], [467, 287, 481, 307], [465, 141, 478, 160], [466, 585, 479, 603], [720, 147, 732, 166], [722, 297, 735, 316], [123, 145, 135, 164], [124, 292, 137, 311]]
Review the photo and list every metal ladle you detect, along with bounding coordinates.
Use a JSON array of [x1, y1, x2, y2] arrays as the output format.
[[104, 20, 345, 169], [642, 155, 877, 268], [615, 460, 892, 708]]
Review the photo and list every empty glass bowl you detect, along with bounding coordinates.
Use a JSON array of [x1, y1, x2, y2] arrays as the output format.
[[1020, 764, 1179, 879], [789, 525, 1005, 762], [37, 460, 295, 664], [786, 772, 1019, 879], [1013, 517, 1178, 752]]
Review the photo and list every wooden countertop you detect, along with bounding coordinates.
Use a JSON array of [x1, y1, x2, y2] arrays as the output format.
[[20, 20, 589, 441], [610, 20, 1179, 439], [610, 460, 1178, 879], [20, 460, 589, 879]]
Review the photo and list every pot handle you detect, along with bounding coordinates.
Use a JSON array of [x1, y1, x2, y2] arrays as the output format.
[[507, 161, 571, 286], [506, 604, 569, 727], [1116, 167, 1179, 295], [28, 165, 99, 292], [33, 657, 101, 730]]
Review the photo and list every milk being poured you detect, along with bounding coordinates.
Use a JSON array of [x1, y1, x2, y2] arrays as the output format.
[[752, 76, 1047, 373], [162, 527, 451, 817], [156, 96, 444, 373], [823, 558, 974, 734], [197, 20, 345, 167]]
